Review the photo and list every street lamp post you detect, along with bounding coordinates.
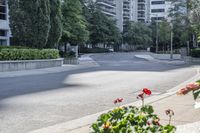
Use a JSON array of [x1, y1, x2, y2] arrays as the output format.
[[150, 13, 159, 53], [155, 19, 158, 53], [170, 23, 173, 60]]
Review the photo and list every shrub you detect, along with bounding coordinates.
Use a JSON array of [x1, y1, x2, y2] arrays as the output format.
[[191, 48, 200, 57], [0, 48, 59, 60], [91, 105, 175, 133], [91, 88, 176, 133]]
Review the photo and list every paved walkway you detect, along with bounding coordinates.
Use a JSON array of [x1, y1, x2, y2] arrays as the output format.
[[28, 72, 200, 133]]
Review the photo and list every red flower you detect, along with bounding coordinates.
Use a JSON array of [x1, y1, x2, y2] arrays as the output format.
[[143, 88, 152, 95], [165, 109, 174, 116], [186, 83, 200, 90], [177, 88, 188, 95], [147, 121, 151, 126], [137, 93, 144, 99], [114, 98, 123, 104]]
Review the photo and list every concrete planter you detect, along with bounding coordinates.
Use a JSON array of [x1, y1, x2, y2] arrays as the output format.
[[63, 58, 78, 65], [0, 58, 63, 72]]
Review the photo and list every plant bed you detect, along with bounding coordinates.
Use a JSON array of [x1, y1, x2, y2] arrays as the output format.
[[91, 88, 176, 133]]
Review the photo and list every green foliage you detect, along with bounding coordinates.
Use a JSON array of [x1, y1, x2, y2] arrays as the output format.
[[81, 1, 121, 47], [191, 48, 200, 57], [46, 0, 62, 48], [0, 48, 59, 60], [8, 0, 51, 48], [61, 0, 89, 45], [167, 0, 192, 48], [123, 22, 152, 46], [91, 105, 176, 133]]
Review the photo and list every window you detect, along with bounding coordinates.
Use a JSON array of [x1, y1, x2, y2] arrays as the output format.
[[0, 39, 7, 46], [0, 0, 6, 5], [0, 6, 6, 12], [0, 30, 7, 36], [151, 1, 165, 5], [151, 17, 164, 21], [151, 9, 165, 13]]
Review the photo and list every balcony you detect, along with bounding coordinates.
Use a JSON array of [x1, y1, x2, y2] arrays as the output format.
[[97, 0, 116, 7]]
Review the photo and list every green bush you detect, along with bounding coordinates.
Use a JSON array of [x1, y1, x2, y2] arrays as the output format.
[[191, 48, 200, 58], [0, 46, 27, 51], [0, 48, 59, 60]]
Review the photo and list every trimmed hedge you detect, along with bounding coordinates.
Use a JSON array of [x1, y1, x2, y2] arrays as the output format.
[[0, 48, 59, 60], [191, 48, 200, 58]]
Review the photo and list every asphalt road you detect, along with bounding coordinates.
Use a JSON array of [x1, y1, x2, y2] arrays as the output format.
[[0, 53, 198, 133]]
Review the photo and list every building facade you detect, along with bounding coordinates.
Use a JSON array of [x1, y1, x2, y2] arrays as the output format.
[[96, 0, 173, 31], [0, 0, 10, 46], [149, 0, 172, 22]]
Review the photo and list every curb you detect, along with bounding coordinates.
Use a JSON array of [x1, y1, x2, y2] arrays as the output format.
[[134, 54, 185, 65], [28, 69, 200, 133]]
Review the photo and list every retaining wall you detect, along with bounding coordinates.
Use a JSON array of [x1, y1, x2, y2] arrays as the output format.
[[0, 58, 63, 72]]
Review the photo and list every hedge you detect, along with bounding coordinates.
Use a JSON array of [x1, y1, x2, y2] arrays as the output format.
[[0, 48, 59, 60], [191, 48, 200, 58]]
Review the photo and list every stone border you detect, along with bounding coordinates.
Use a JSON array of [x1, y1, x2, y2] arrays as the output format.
[[149, 53, 181, 60], [183, 56, 200, 63], [0, 58, 63, 72]]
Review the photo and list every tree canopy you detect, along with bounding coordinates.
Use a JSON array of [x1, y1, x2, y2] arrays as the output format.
[[123, 22, 152, 46], [61, 0, 89, 45]]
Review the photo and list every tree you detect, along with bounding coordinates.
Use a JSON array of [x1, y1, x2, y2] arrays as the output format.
[[61, 0, 89, 45], [123, 22, 152, 46], [168, 0, 192, 48], [158, 20, 171, 51], [8, 0, 51, 48], [46, 0, 62, 48], [188, 0, 200, 43]]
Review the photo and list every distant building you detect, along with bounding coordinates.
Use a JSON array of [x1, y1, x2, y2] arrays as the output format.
[[0, 0, 10, 46], [149, 0, 172, 22], [96, 0, 173, 31]]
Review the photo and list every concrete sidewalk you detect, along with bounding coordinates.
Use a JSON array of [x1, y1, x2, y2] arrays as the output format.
[[28, 72, 200, 133]]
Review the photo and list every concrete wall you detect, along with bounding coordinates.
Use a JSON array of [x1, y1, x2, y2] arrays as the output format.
[[183, 56, 200, 63], [0, 58, 63, 72], [150, 53, 181, 60]]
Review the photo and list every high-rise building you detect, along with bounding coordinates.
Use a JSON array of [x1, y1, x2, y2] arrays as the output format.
[[0, 0, 10, 46], [96, 0, 173, 31], [149, 0, 172, 22]]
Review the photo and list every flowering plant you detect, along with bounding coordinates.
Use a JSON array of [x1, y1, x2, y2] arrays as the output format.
[[177, 80, 200, 100], [91, 88, 176, 133]]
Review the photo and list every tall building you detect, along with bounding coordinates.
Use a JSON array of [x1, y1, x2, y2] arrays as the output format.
[[96, 0, 137, 31], [96, 0, 173, 31], [149, 0, 172, 22], [0, 0, 10, 46]]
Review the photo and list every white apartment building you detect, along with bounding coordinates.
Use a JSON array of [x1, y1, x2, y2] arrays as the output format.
[[97, 0, 173, 30], [149, 0, 172, 22], [0, 0, 10, 46]]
